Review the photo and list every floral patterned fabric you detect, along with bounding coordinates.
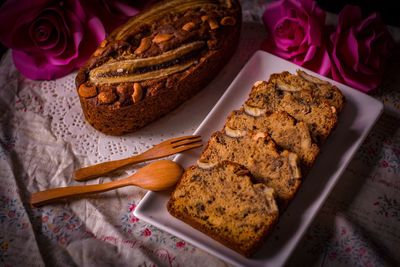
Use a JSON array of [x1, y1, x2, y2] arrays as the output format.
[[1, 1, 399, 266]]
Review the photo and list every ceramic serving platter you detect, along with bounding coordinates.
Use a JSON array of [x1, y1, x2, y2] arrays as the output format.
[[134, 50, 383, 267]]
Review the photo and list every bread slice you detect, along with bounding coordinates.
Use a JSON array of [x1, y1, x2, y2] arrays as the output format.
[[167, 161, 279, 257], [224, 110, 319, 170], [270, 70, 345, 112], [244, 71, 343, 143], [197, 131, 301, 206]]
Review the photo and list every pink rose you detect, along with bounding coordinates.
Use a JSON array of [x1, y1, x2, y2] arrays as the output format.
[[0, 0, 105, 80], [329, 5, 394, 93], [262, 0, 331, 75]]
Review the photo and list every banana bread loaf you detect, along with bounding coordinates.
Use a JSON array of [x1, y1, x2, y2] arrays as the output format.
[[76, 0, 241, 135], [167, 161, 279, 257]]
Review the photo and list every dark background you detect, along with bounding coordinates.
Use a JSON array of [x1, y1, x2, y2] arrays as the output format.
[[0, 0, 398, 59]]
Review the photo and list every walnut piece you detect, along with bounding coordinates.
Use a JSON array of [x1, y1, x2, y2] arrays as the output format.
[[98, 91, 116, 104]]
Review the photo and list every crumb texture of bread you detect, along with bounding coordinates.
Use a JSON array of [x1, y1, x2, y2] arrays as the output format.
[[225, 110, 319, 170], [244, 71, 344, 144], [167, 162, 279, 257], [198, 131, 301, 206]]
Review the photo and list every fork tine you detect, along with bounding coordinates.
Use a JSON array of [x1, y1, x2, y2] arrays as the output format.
[[171, 143, 203, 153], [171, 137, 202, 148], [168, 135, 201, 144]]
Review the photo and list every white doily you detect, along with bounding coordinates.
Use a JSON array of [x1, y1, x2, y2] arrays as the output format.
[[6, 22, 267, 166]]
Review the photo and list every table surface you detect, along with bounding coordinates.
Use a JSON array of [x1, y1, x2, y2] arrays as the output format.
[[1, 1, 399, 267]]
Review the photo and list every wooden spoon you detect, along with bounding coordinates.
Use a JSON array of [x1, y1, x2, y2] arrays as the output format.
[[31, 160, 183, 207]]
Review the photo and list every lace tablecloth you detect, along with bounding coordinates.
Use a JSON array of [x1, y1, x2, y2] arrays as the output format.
[[1, 1, 400, 266]]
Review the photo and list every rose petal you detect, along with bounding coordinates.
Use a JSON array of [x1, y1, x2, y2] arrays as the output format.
[[12, 50, 75, 80]]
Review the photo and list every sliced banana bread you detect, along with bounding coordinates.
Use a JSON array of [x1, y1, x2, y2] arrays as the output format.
[[224, 110, 319, 170], [269, 70, 345, 112], [244, 76, 339, 144], [197, 131, 301, 206], [167, 161, 279, 257]]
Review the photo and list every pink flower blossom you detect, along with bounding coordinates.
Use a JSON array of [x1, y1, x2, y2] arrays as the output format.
[[129, 204, 137, 212], [176, 241, 186, 248], [359, 247, 366, 256], [380, 160, 389, 168], [0, 0, 158, 80], [0, 0, 105, 80], [262, 0, 331, 75], [7, 211, 16, 218], [42, 216, 49, 223], [329, 5, 394, 93], [130, 216, 139, 223], [328, 251, 337, 261], [59, 237, 67, 245], [143, 228, 152, 237]]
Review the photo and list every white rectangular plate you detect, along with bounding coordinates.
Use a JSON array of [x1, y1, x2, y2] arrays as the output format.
[[134, 51, 383, 266]]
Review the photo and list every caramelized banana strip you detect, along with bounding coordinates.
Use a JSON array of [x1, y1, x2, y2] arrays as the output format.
[[90, 60, 196, 85], [89, 41, 205, 79]]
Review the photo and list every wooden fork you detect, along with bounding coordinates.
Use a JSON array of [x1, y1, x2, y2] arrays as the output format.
[[74, 135, 202, 181]]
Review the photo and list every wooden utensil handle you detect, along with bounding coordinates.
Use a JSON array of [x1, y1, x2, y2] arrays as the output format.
[[74, 155, 147, 181], [31, 178, 131, 207]]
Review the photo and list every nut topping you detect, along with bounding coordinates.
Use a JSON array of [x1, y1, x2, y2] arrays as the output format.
[[93, 39, 109, 56], [208, 19, 219, 30], [182, 22, 196, 31], [287, 152, 301, 179], [200, 15, 209, 22], [98, 91, 116, 104], [276, 80, 302, 92], [134, 37, 152, 54], [297, 70, 329, 85], [132, 83, 143, 103], [99, 39, 108, 48], [78, 84, 97, 98], [252, 132, 266, 140], [221, 16, 236, 26], [93, 48, 105, 57], [153, 33, 173, 44], [224, 126, 246, 138], [254, 81, 264, 87], [243, 103, 267, 117]]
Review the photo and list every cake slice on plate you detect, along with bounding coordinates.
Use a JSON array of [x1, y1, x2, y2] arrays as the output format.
[[244, 71, 344, 144], [167, 161, 279, 257], [224, 110, 319, 171], [198, 131, 301, 207]]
